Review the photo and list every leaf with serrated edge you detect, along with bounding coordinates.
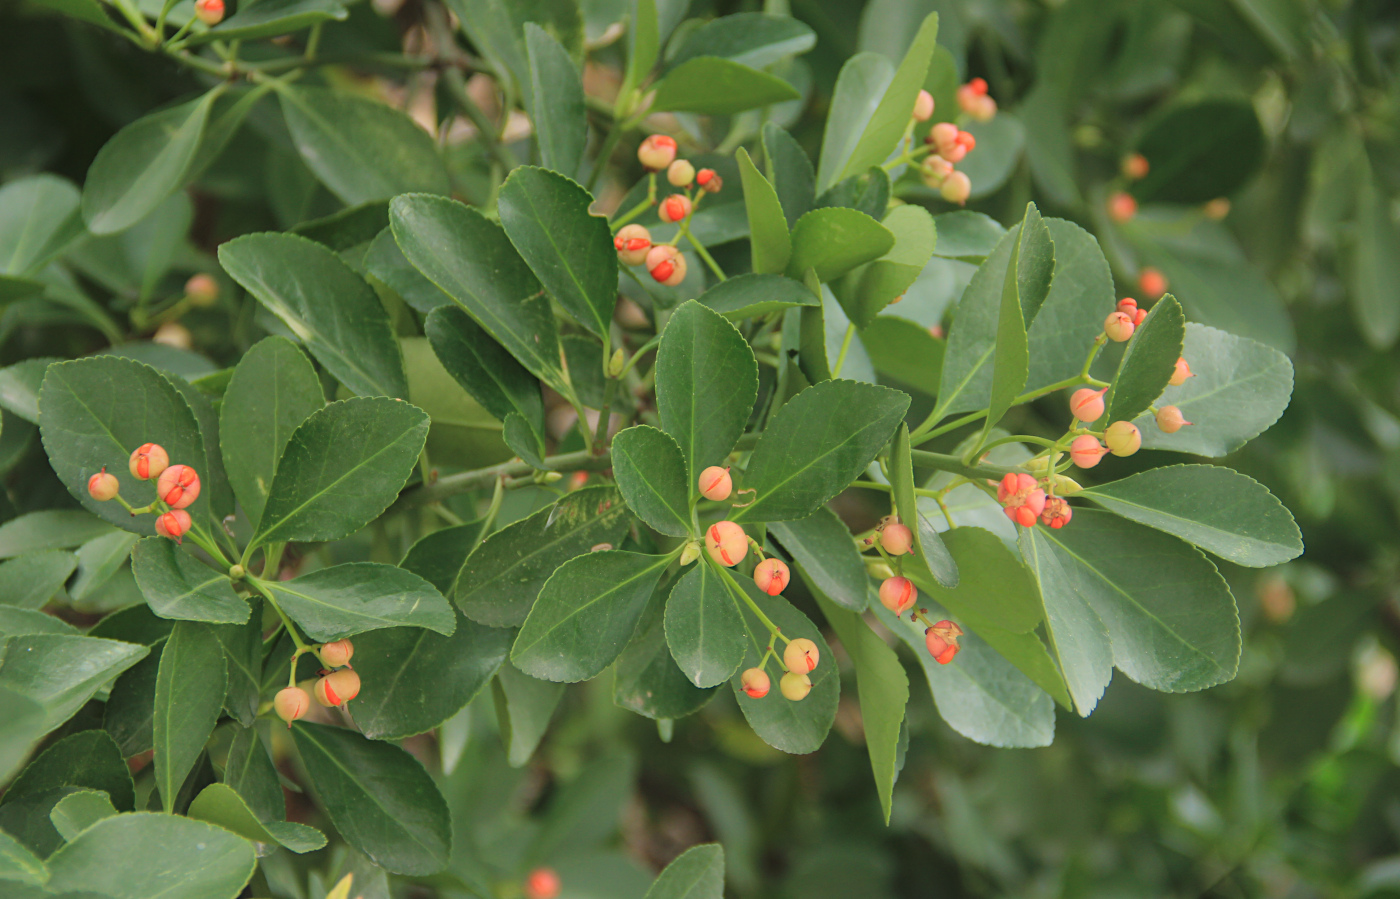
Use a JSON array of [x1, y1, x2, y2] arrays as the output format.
[[665, 561, 746, 688], [1018, 526, 1112, 716], [132, 538, 249, 624], [612, 426, 692, 537], [643, 843, 725, 899], [260, 562, 455, 642]]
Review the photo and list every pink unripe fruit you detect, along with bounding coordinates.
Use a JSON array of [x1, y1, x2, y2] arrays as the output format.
[[925, 619, 963, 665], [274, 687, 310, 725], [878, 576, 916, 616], [784, 637, 819, 674], [920, 155, 953, 189], [1107, 191, 1138, 223], [696, 169, 722, 193], [1069, 435, 1109, 469], [754, 558, 790, 596], [1070, 387, 1107, 423], [698, 466, 732, 501], [667, 159, 695, 187], [659, 194, 692, 224], [1139, 266, 1167, 299], [939, 142, 968, 164], [941, 170, 971, 206], [1104, 310, 1135, 342], [930, 122, 959, 154], [912, 89, 935, 122], [1040, 496, 1072, 529], [613, 224, 652, 266], [194, 0, 223, 24], [1117, 297, 1146, 326], [741, 667, 770, 698], [315, 668, 361, 706], [1104, 421, 1142, 456], [637, 134, 677, 170], [705, 521, 747, 567], [646, 245, 686, 286], [1169, 357, 1193, 386], [154, 510, 191, 542], [129, 442, 169, 480], [880, 523, 913, 555], [88, 469, 119, 502], [780, 671, 812, 701], [1156, 405, 1191, 433], [525, 867, 561, 899], [185, 273, 219, 306], [320, 639, 354, 668], [1122, 153, 1149, 180], [156, 464, 200, 509]]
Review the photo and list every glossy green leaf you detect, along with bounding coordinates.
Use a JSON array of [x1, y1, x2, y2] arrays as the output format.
[[456, 486, 630, 627], [816, 54, 893, 193], [906, 526, 1040, 633], [816, 165, 890, 220], [695, 273, 817, 321], [664, 561, 745, 689], [278, 84, 450, 205], [1132, 100, 1264, 204], [494, 661, 565, 767], [526, 24, 587, 178], [1129, 323, 1293, 456], [649, 57, 800, 115], [1104, 294, 1184, 424], [218, 232, 407, 399], [154, 622, 226, 810], [0, 827, 47, 885], [611, 426, 691, 537], [768, 507, 867, 611], [0, 357, 57, 424], [498, 166, 616, 338], [190, 0, 346, 43], [0, 607, 78, 637], [260, 562, 454, 642], [654, 301, 759, 490], [219, 336, 324, 527], [732, 380, 909, 523], [785, 207, 894, 283], [668, 13, 814, 70], [762, 122, 815, 228], [736, 147, 791, 276], [390, 194, 563, 385], [101, 647, 161, 755], [0, 687, 45, 785], [82, 90, 218, 235], [49, 790, 118, 842], [209, 605, 262, 727], [131, 538, 247, 624], [614, 591, 717, 721], [0, 550, 76, 609], [44, 813, 256, 899], [0, 512, 114, 558], [0, 176, 83, 277], [930, 211, 1005, 261], [513, 550, 671, 682], [643, 843, 725, 899], [0, 634, 147, 733], [365, 228, 450, 314], [836, 205, 936, 328], [983, 202, 1055, 439], [67, 531, 135, 604], [3, 729, 134, 812], [402, 335, 515, 470], [251, 397, 429, 549], [188, 784, 326, 854], [222, 726, 283, 824], [889, 424, 958, 588], [293, 722, 450, 874], [859, 316, 943, 395], [1026, 219, 1116, 391]]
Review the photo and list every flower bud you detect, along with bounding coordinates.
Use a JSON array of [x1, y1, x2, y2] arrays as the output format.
[[1155, 405, 1191, 433], [912, 89, 935, 122], [666, 159, 695, 187], [153, 322, 192, 350], [1138, 266, 1167, 299], [637, 134, 677, 170], [1069, 387, 1107, 423], [925, 619, 963, 665], [880, 523, 913, 555], [920, 155, 953, 189], [1107, 191, 1138, 223], [613, 224, 652, 266], [1169, 357, 1193, 386], [129, 443, 169, 480], [320, 639, 354, 668], [1040, 496, 1072, 529], [957, 79, 991, 118], [741, 667, 770, 698], [194, 0, 223, 25], [154, 510, 191, 542], [315, 668, 361, 706], [184, 273, 219, 307], [1069, 435, 1109, 469], [645, 245, 686, 286], [1104, 421, 1141, 456], [1122, 153, 1149, 180], [754, 558, 790, 596], [658, 194, 692, 224], [698, 466, 732, 501], [955, 131, 976, 152], [1103, 310, 1135, 342], [1257, 575, 1295, 624], [679, 541, 702, 566], [274, 687, 311, 725], [783, 637, 819, 674], [705, 521, 748, 567], [779, 670, 812, 701], [878, 576, 916, 616], [525, 867, 561, 899], [608, 347, 626, 378], [88, 468, 119, 502], [940, 170, 971, 206], [229, 564, 245, 579], [156, 464, 200, 509], [696, 169, 722, 193], [1053, 474, 1083, 496]]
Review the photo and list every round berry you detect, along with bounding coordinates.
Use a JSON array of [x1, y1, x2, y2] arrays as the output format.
[[698, 466, 732, 501], [1040, 496, 1072, 529], [315, 668, 361, 706], [274, 687, 311, 725], [920, 155, 953, 189], [740, 667, 770, 698], [930, 122, 959, 154], [912, 89, 935, 122], [525, 867, 561, 899], [613, 224, 652, 266], [637, 134, 677, 170], [320, 639, 354, 668], [88, 469, 119, 502], [940, 170, 971, 206], [645, 245, 686, 287], [129, 443, 169, 480], [658, 194, 692, 224], [1069, 387, 1107, 423], [156, 464, 200, 510], [783, 637, 819, 674], [1103, 310, 1135, 342], [185, 273, 219, 307], [779, 671, 812, 701], [925, 619, 963, 665], [194, 0, 223, 25], [1107, 191, 1138, 223], [878, 576, 916, 616], [704, 521, 747, 567], [154, 510, 191, 542], [754, 558, 790, 596], [666, 159, 695, 187], [1138, 266, 1168, 299], [696, 169, 722, 193], [880, 523, 913, 555], [1104, 421, 1142, 457], [1169, 357, 1193, 386], [1122, 153, 1149, 180], [1069, 435, 1109, 469], [1155, 405, 1191, 433]]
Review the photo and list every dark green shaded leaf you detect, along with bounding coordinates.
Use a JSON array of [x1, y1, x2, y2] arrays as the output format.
[[101, 648, 161, 755], [154, 623, 227, 810], [1104, 295, 1184, 424], [614, 593, 717, 721], [762, 122, 815, 229], [768, 508, 868, 611], [983, 202, 1054, 439], [1132, 100, 1264, 204], [815, 166, 890, 220], [526, 24, 587, 178], [0, 550, 76, 609], [0, 176, 83, 277], [192, 0, 347, 44], [223, 726, 283, 824], [612, 426, 692, 537], [261, 563, 454, 642], [3, 729, 134, 812], [665, 562, 745, 689], [131, 538, 248, 624]]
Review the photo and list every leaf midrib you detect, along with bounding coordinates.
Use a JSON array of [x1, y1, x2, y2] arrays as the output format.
[[513, 554, 669, 657]]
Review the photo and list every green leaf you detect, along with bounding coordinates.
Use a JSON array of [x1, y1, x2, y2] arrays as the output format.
[[456, 486, 630, 627], [210, 606, 262, 727], [526, 24, 587, 179], [250, 397, 429, 549], [0, 512, 114, 558], [390, 194, 563, 385], [620, 0, 659, 100], [907, 526, 1041, 633], [762, 122, 815, 229], [649, 57, 800, 116], [0, 635, 147, 733], [3, 729, 134, 812], [1132, 100, 1264, 204], [732, 380, 909, 523], [190, 0, 346, 43], [0, 357, 58, 424], [445, 0, 582, 110], [0, 607, 79, 637], [1080, 465, 1302, 567], [102, 649, 161, 755], [611, 426, 692, 538], [222, 726, 283, 824], [1031, 509, 1240, 692], [1349, 165, 1400, 350], [0, 687, 45, 785], [277, 84, 450, 205], [44, 813, 256, 899], [0, 550, 77, 609], [859, 316, 943, 396], [785, 207, 894, 283], [810, 588, 907, 823], [668, 13, 814, 70], [888, 424, 958, 588], [695, 273, 817, 321], [0, 827, 47, 885], [218, 232, 408, 399], [513, 550, 671, 682], [736, 147, 792, 276], [1129, 323, 1294, 456], [39, 357, 208, 536], [498, 167, 616, 339], [494, 661, 565, 766], [219, 336, 324, 528], [292, 722, 450, 874], [1026, 219, 1115, 391], [816, 166, 890, 219], [402, 335, 515, 470], [260, 563, 455, 642], [1104, 294, 1185, 424], [835, 205, 936, 328], [643, 843, 725, 899], [730, 583, 838, 754], [131, 538, 247, 624], [614, 591, 717, 720], [664, 562, 746, 689], [50, 790, 118, 842], [654, 301, 759, 490], [154, 622, 227, 810], [982, 202, 1054, 439], [188, 784, 326, 854], [768, 508, 868, 611], [69, 531, 138, 603], [816, 54, 893, 194], [0, 176, 83, 278], [82, 90, 218, 235], [365, 228, 450, 315], [930, 211, 1005, 261]]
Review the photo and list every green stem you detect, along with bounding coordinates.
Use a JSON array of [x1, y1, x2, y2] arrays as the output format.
[[715, 560, 790, 646], [618, 334, 661, 378], [611, 174, 656, 230], [587, 124, 627, 192], [832, 324, 857, 378], [304, 21, 323, 60], [593, 376, 619, 448], [909, 450, 1013, 482], [681, 221, 727, 281]]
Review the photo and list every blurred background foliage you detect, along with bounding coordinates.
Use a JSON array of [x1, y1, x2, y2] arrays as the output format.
[[3, 0, 1400, 896]]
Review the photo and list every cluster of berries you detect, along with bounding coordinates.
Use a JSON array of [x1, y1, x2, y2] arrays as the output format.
[[87, 443, 202, 542], [273, 639, 361, 725], [1065, 347, 1194, 468], [916, 79, 998, 206], [868, 519, 965, 665], [614, 135, 724, 286]]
